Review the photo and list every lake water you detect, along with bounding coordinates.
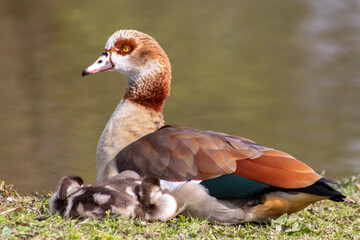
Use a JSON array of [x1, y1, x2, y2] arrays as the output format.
[[1, 0, 359, 193]]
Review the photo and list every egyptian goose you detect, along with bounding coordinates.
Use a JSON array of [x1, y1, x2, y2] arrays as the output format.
[[82, 30, 345, 224], [49, 170, 178, 221]]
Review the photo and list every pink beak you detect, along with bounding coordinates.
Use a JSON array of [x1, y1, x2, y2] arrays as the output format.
[[82, 52, 114, 76]]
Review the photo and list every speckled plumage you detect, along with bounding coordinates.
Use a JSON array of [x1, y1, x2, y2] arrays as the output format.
[[49, 172, 178, 221]]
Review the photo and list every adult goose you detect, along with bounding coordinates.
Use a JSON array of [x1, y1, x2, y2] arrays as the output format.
[[82, 30, 345, 224]]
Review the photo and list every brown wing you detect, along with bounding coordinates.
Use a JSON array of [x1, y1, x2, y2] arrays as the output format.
[[114, 125, 320, 188]]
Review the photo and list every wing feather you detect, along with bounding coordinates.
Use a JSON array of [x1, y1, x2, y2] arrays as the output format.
[[115, 125, 320, 188], [234, 150, 320, 188]]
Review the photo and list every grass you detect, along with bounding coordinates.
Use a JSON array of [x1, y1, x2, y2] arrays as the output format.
[[1, 176, 359, 239]]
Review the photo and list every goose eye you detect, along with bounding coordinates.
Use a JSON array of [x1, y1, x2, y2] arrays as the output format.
[[122, 46, 130, 52]]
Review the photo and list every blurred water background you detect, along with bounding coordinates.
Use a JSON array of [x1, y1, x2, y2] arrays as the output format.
[[1, 0, 359, 193]]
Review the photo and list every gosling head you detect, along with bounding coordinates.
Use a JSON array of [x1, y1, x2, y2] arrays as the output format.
[[49, 175, 83, 216]]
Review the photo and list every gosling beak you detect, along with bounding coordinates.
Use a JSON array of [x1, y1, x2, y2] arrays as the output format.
[[82, 52, 114, 76]]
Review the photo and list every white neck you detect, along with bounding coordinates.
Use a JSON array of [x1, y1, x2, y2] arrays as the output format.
[[96, 99, 164, 182]]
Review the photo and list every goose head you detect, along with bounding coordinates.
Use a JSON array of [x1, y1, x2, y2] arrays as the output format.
[[82, 30, 171, 112]]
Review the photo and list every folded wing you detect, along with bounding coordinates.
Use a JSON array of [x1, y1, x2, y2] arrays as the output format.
[[115, 125, 321, 188]]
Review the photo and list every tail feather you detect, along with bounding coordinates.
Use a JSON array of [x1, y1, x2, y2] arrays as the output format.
[[318, 176, 341, 185], [238, 177, 345, 222], [281, 177, 345, 202]]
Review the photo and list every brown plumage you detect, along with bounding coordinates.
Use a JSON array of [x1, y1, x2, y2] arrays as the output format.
[[115, 125, 320, 188]]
